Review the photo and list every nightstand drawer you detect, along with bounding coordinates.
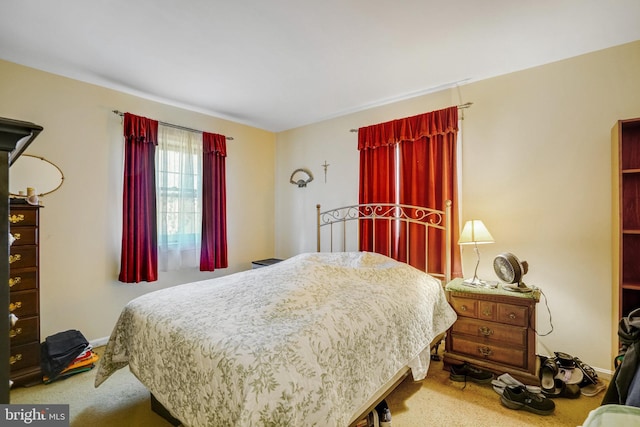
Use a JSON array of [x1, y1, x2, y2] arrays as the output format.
[[498, 303, 529, 327], [478, 300, 497, 321], [449, 296, 478, 318], [451, 318, 527, 346], [450, 336, 526, 369]]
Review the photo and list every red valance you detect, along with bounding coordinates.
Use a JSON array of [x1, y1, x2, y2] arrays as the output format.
[[203, 132, 227, 156], [123, 113, 158, 145], [358, 106, 458, 151]]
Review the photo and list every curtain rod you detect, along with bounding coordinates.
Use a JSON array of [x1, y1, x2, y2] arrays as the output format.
[[112, 110, 234, 141], [348, 102, 473, 133]]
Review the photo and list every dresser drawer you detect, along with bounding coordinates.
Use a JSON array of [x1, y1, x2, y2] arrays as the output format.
[[449, 296, 478, 318], [498, 303, 529, 327], [450, 336, 527, 369], [9, 209, 37, 227], [478, 300, 498, 322], [451, 317, 527, 346], [10, 227, 37, 246], [10, 316, 39, 346], [9, 290, 39, 317], [9, 246, 36, 269], [10, 341, 40, 373], [9, 269, 37, 292]]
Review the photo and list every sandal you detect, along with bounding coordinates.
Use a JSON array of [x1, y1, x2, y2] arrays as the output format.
[[554, 351, 576, 368], [539, 355, 558, 392], [574, 356, 598, 387], [581, 381, 606, 397], [555, 366, 583, 385], [542, 378, 581, 399]]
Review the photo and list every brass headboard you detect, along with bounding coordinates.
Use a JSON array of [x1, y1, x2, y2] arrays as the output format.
[[316, 201, 452, 283]]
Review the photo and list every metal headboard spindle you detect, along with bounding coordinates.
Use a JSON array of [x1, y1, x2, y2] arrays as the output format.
[[316, 201, 452, 283]]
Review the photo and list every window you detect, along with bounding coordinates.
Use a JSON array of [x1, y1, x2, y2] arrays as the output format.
[[156, 125, 202, 271], [119, 112, 228, 283]]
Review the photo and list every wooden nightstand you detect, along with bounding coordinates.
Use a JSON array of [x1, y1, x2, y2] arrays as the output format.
[[443, 278, 540, 385], [251, 258, 283, 269]]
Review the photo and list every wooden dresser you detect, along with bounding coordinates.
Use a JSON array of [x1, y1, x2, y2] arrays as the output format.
[[443, 278, 540, 385], [8, 200, 41, 386]]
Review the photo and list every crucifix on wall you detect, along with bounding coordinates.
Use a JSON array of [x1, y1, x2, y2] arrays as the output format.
[[322, 160, 330, 183]]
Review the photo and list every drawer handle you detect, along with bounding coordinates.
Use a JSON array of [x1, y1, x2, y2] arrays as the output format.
[[9, 214, 24, 224], [9, 354, 22, 365], [9, 276, 21, 288], [12, 233, 21, 241], [479, 326, 494, 337], [508, 312, 517, 320], [460, 305, 467, 312], [482, 308, 493, 317], [9, 327, 22, 338], [478, 346, 493, 357], [9, 302, 22, 312], [9, 254, 21, 264]]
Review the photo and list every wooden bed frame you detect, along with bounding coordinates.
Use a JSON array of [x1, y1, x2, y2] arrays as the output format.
[[316, 202, 452, 426], [152, 201, 453, 426]]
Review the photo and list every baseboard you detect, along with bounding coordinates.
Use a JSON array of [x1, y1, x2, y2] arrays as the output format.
[[89, 336, 109, 348], [595, 367, 614, 381]]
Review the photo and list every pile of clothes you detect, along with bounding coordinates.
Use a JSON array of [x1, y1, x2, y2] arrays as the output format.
[[40, 329, 99, 384], [603, 307, 640, 406]]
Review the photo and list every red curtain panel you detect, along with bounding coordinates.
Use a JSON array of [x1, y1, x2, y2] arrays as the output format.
[[357, 106, 461, 276], [119, 113, 159, 283], [200, 132, 228, 271]]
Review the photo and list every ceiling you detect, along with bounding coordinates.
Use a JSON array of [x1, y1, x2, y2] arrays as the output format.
[[2, 1, 640, 132]]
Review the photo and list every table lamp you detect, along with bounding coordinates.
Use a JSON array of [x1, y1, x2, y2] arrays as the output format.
[[458, 219, 495, 287]]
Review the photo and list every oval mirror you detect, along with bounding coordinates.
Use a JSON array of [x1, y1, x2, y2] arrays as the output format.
[[9, 154, 64, 197]]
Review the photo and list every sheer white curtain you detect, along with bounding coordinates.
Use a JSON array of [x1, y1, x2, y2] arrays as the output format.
[[156, 124, 202, 271]]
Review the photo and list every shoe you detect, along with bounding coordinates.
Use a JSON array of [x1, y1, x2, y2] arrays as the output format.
[[541, 378, 580, 399], [491, 373, 542, 396], [449, 362, 493, 384], [375, 399, 391, 427], [554, 351, 576, 369], [501, 385, 555, 415], [574, 356, 598, 387], [581, 381, 606, 397], [538, 355, 558, 392], [555, 366, 583, 385]]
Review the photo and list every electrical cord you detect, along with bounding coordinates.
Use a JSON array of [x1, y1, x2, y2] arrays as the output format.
[[529, 286, 553, 336]]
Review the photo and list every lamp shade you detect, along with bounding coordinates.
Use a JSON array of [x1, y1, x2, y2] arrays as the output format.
[[458, 220, 494, 245]]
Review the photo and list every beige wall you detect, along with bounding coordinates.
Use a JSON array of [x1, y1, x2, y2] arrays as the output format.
[[2, 39, 639, 375], [0, 59, 277, 342], [275, 40, 640, 373]]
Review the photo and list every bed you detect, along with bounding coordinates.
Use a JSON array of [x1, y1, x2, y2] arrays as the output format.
[[95, 202, 457, 426]]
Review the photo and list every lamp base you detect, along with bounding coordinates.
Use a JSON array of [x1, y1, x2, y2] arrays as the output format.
[[462, 277, 498, 289]]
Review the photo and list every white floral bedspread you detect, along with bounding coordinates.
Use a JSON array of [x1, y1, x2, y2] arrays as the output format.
[[95, 252, 457, 426]]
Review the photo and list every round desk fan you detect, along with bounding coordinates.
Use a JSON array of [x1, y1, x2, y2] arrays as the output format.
[[493, 252, 532, 293]]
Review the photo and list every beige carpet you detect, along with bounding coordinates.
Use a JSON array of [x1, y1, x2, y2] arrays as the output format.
[[10, 347, 605, 426]]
